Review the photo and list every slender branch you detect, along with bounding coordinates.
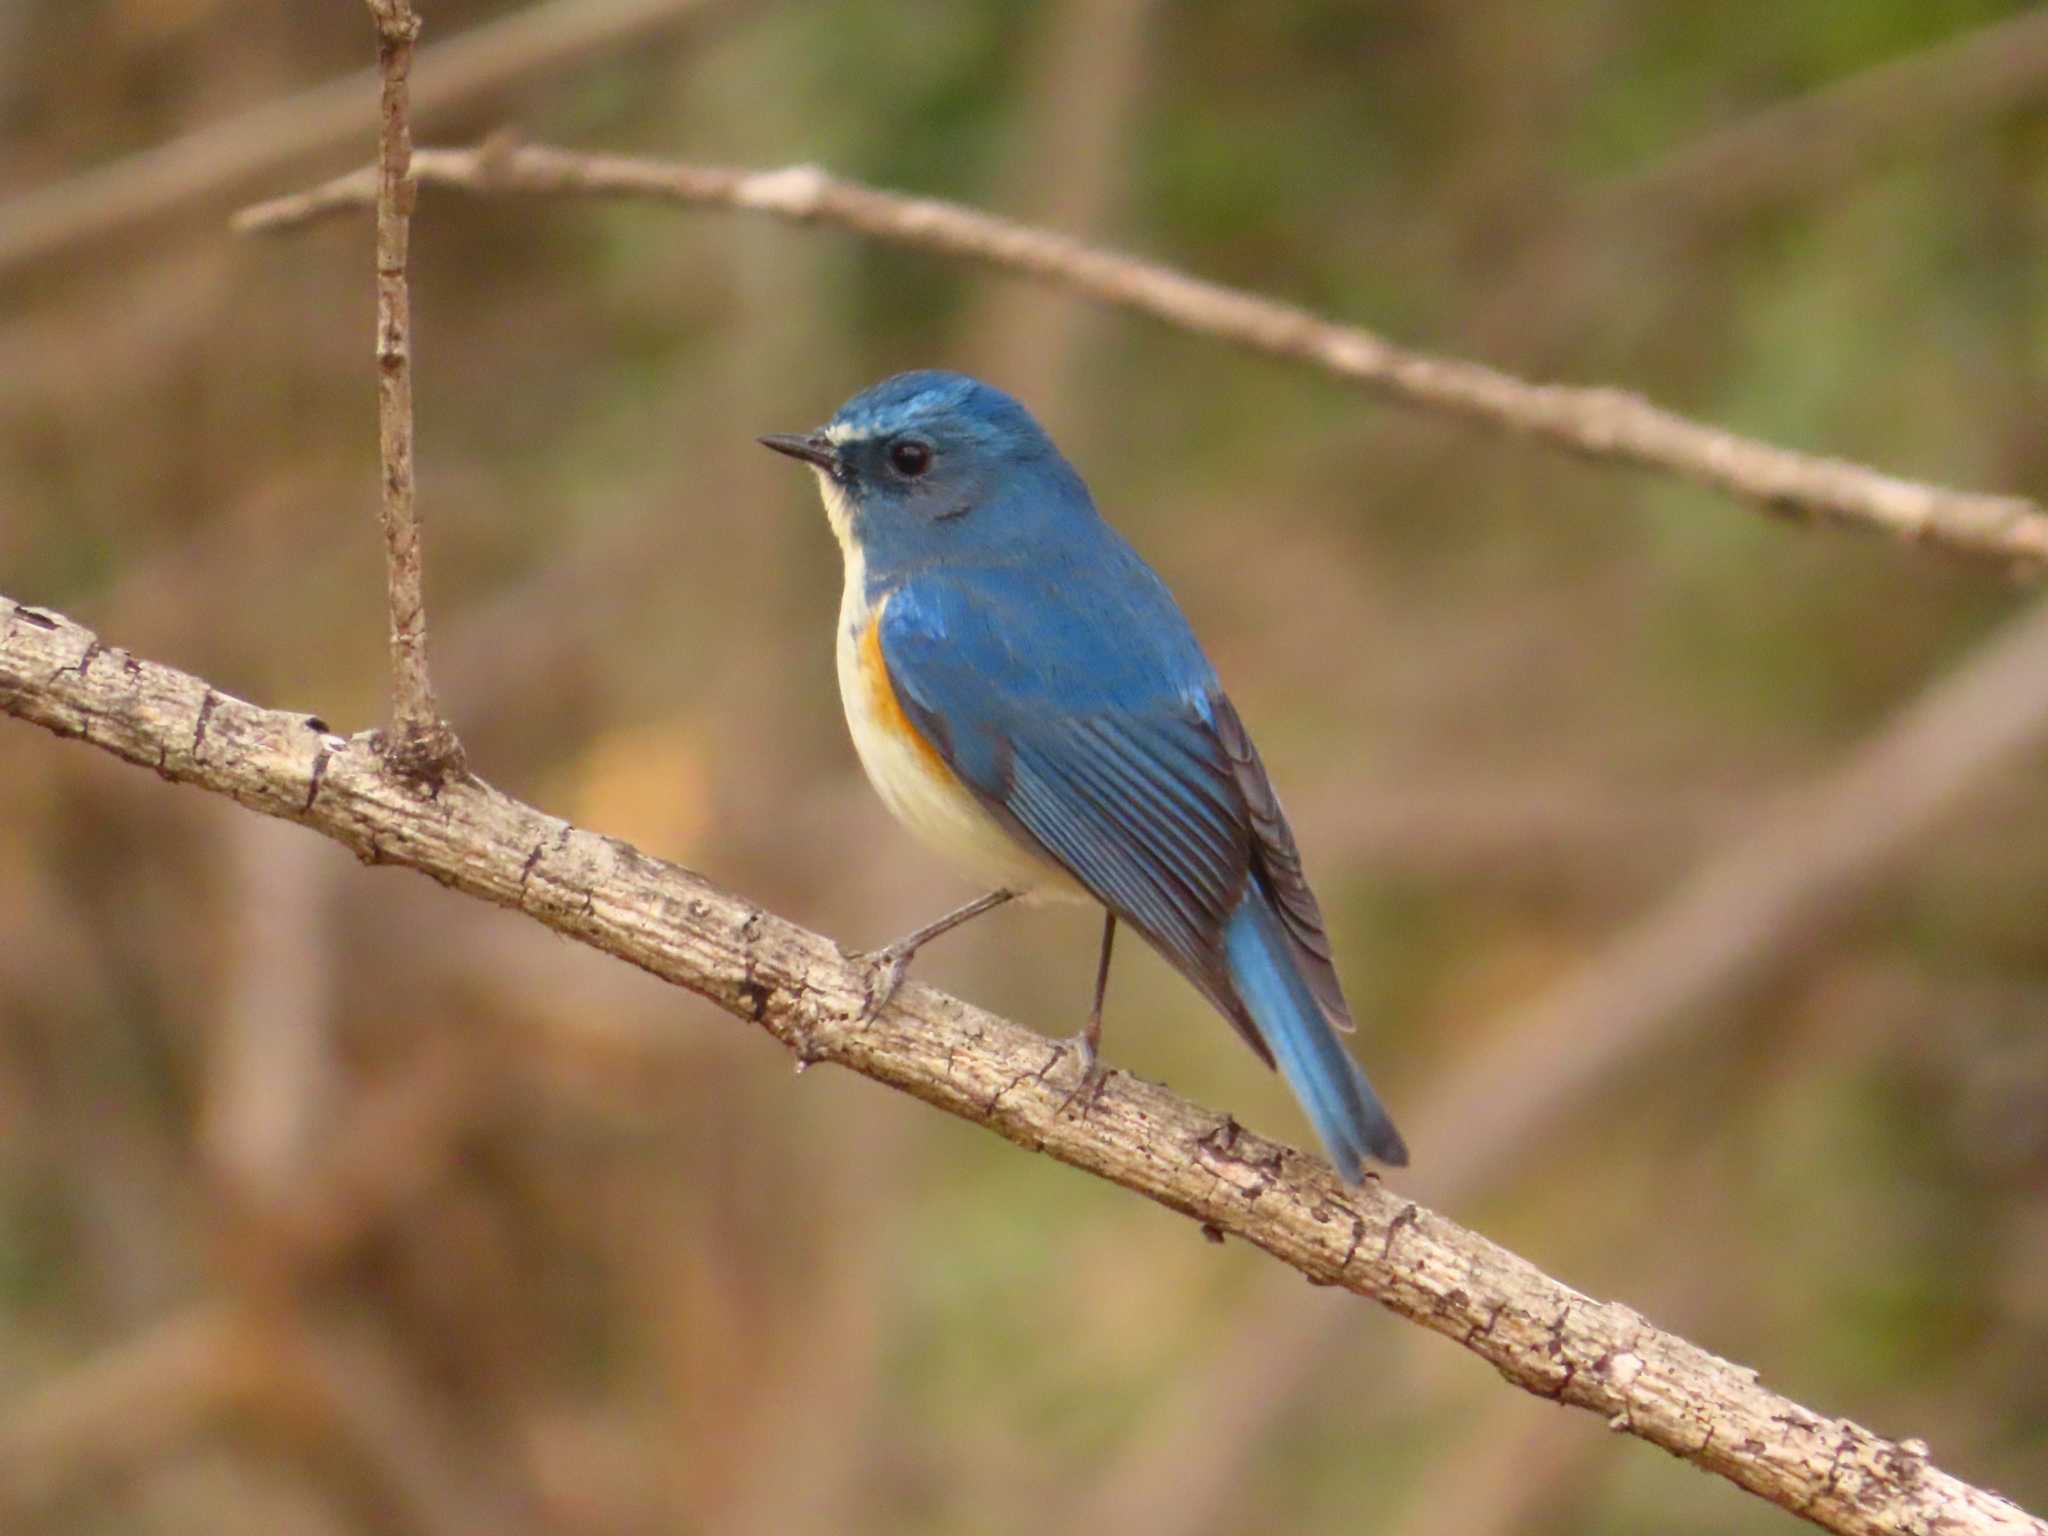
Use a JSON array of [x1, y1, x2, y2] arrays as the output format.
[[363, 2, 460, 780], [287, 1318, 547, 1536], [234, 142, 2048, 575], [0, 1043, 476, 1520], [0, 1307, 245, 1524], [0, 0, 734, 281], [1408, 593, 2048, 1203], [1601, 6, 2048, 225], [3, 596, 2040, 1536], [1077, 589, 2048, 1524]]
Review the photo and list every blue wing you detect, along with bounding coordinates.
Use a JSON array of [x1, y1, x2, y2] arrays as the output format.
[[878, 551, 1406, 1172], [875, 546, 1344, 1058], [881, 562, 1256, 1042]]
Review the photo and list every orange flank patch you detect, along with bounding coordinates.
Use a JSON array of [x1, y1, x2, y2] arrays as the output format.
[[861, 607, 956, 781]]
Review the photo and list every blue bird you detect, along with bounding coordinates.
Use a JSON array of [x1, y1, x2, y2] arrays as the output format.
[[761, 371, 1407, 1179]]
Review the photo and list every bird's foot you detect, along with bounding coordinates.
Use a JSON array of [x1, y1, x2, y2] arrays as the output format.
[[1055, 1029, 1111, 1120], [849, 941, 915, 1023], [843, 890, 1019, 1023]]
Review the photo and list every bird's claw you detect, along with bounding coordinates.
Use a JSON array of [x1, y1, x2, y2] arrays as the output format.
[[851, 943, 913, 1022], [1056, 1030, 1110, 1119]]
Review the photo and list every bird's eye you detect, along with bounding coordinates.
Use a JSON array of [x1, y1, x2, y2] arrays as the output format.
[[888, 438, 933, 477]]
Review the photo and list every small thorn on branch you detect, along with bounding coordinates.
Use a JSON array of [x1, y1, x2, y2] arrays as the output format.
[[364, 0, 463, 786]]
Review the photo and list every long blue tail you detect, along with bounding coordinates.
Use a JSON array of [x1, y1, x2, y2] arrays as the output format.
[[1222, 896, 1407, 1180]]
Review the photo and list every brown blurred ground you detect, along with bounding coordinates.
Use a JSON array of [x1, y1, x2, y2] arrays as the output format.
[[1, 3, 2045, 1533]]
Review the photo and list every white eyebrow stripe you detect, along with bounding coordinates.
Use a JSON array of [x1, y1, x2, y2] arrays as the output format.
[[825, 423, 874, 446]]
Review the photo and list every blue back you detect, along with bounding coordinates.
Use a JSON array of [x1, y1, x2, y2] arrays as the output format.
[[811, 371, 1407, 1175]]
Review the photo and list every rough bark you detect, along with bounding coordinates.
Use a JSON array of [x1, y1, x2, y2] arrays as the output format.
[[4, 594, 2040, 1536]]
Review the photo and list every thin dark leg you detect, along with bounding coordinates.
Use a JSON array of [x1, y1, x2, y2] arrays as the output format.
[[1081, 911, 1116, 1065], [1061, 910, 1117, 1115], [855, 888, 1016, 1019]]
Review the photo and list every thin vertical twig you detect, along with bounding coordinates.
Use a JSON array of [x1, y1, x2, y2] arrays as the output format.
[[366, 0, 462, 780]]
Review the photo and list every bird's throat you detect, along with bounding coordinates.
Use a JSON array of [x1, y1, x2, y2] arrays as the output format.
[[812, 466, 862, 567]]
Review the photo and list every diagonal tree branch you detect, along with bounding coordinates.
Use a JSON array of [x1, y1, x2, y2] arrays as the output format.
[[1406, 591, 2048, 1204], [1073, 586, 2048, 1531], [0, 1041, 477, 1522], [232, 142, 2048, 576], [0, 0, 737, 281], [0, 1306, 245, 1523], [1600, 6, 2048, 226], [3, 594, 2041, 1536]]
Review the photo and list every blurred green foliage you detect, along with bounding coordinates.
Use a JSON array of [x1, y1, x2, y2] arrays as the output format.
[[1, 1, 2044, 1533]]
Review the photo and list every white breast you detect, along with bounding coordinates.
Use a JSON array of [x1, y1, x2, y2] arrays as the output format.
[[819, 472, 1080, 902]]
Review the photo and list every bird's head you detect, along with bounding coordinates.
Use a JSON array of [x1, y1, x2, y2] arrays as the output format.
[[760, 371, 1090, 569]]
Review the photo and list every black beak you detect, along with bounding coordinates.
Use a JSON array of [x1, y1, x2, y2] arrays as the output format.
[[757, 431, 840, 472]]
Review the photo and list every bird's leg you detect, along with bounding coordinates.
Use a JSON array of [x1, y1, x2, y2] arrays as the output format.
[[1059, 911, 1117, 1117], [853, 888, 1016, 1020]]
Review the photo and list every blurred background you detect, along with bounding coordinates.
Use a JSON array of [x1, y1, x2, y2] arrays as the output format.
[[3, 1, 2046, 1532]]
